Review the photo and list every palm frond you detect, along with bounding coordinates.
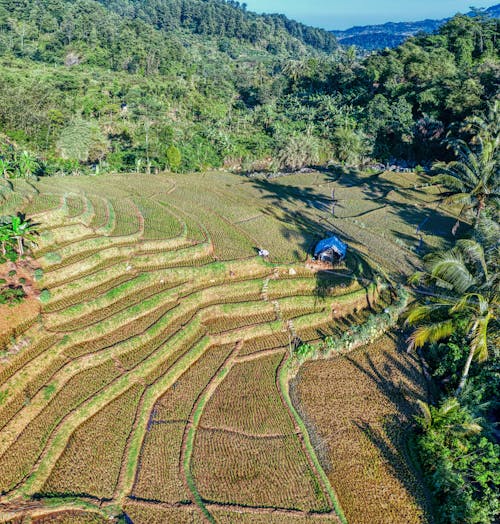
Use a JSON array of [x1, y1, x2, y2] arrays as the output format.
[[455, 239, 488, 280], [451, 422, 482, 437], [416, 400, 433, 430], [469, 314, 491, 363], [407, 319, 455, 350], [405, 304, 439, 325], [439, 397, 460, 415], [430, 253, 475, 294]]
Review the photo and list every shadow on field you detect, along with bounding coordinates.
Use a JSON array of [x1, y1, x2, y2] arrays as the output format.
[[246, 168, 459, 271], [345, 338, 428, 406], [354, 416, 435, 524], [329, 170, 459, 246], [346, 333, 436, 522]]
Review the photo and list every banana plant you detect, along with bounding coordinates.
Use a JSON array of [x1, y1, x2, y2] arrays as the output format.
[[0, 158, 13, 179], [9, 213, 38, 256], [0, 221, 12, 256]]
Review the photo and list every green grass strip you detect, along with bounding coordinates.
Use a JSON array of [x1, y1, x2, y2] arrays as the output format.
[[279, 360, 348, 524]]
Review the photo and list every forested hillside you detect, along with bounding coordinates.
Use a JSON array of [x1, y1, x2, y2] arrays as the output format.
[[332, 4, 500, 50], [0, 1, 498, 176]]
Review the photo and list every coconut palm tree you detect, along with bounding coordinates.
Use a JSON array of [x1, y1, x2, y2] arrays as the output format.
[[407, 239, 499, 396], [463, 100, 500, 154], [9, 213, 38, 256], [416, 397, 482, 436], [432, 136, 499, 227], [433, 103, 500, 228]]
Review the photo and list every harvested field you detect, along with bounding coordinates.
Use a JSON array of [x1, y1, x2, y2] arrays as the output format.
[[123, 501, 201, 524], [291, 333, 434, 524], [42, 384, 144, 499], [201, 351, 294, 435], [132, 422, 189, 503], [210, 508, 340, 523], [30, 510, 109, 523], [151, 343, 234, 422], [192, 429, 331, 512], [0, 170, 446, 522]]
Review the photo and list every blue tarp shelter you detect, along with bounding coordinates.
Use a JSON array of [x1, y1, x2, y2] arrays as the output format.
[[314, 236, 347, 261]]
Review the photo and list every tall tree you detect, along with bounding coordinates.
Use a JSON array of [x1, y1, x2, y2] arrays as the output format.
[[407, 239, 499, 395], [433, 104, 500, 226]]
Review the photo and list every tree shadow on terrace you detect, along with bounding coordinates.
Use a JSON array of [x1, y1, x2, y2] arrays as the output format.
[[345, 332, 436, 522]]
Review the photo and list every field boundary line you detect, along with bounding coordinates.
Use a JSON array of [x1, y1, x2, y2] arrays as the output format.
[[234, 346, 285, 363], [115, 338, 212, 503], [196, 424, 298, 440], [278, 359, 348, 524], [180, 340, 243, 523], [1, 332, 212, 500]]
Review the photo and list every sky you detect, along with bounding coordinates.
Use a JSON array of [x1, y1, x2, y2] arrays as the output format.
[[242, 0, 498, 30]]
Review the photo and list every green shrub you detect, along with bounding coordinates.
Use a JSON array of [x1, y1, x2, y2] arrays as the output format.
[[166, 145, 182, 172], [39, 289, 51, 303], [0, 286, 26, 305], [34, 268, 44, 281]]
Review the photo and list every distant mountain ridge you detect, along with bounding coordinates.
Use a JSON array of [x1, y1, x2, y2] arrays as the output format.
[[332, 4, 500, 50]]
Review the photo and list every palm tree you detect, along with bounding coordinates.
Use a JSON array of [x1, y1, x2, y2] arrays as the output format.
[[432, 137, 499, 226], [433, 103, 500, 227], [416, 397, 482, 439], [463, 100, 500, 154], [9, 213, 38, 256], [407, 239, 498, 396]]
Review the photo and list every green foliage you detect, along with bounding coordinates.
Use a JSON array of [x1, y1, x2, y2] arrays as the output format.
[[407, 104, 499, 522], [0, 213, 38, 260], [275, 133, 324, 171], [57, 119, 110, 163], [0, 4, 497, 175], [39, 289, 51, 303], [416, 399, 500, 524], [0, 285, 26, 305], [166, 145, 182, 172], [432, 101, 500, 225]]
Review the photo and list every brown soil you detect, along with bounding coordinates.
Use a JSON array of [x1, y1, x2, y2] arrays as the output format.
[[0, 258, 41, 350], [291, 332, 435, 524], [0, 298, 39, 342]]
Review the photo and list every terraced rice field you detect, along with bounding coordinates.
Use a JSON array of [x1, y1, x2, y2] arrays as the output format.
[[292, 333, 434, 524], [0, 170, 448, 522]]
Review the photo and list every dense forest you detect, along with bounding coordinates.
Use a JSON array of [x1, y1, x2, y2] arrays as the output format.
[[0, 0, 498, 176]]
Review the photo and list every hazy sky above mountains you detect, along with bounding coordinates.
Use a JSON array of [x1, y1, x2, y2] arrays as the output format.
[[243, 0, 498, 29]]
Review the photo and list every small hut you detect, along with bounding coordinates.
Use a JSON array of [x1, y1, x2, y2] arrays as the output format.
[[314, 236, 347, 264]]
